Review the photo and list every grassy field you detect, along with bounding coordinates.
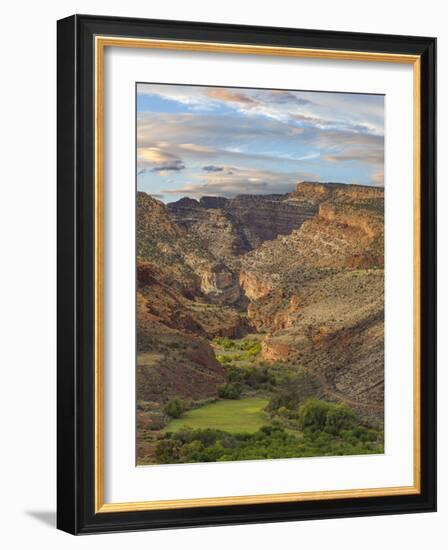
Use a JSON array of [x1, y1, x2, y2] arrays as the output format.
[[165, 397, 269, 434]]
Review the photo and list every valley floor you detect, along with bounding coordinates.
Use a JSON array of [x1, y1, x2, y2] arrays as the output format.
[[137, 334, 384, 465]]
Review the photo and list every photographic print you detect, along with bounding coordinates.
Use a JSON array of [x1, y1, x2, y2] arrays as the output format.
[[57, 17, 436, 533], [136, 83, 385, 466]]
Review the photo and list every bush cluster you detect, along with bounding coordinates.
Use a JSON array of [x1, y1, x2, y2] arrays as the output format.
[[217, 383, 242, 399], [163, 397, 187, 419], [267, 370, 322, 413], [298, 399, 356, 435], [155, 402, 384, 465], [213, 337, 261, 353]]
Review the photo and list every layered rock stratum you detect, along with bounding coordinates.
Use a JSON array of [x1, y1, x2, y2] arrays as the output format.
[[167, 192, 317, 258]]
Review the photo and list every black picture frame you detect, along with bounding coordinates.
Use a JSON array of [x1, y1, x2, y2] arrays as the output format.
[[57, 14, 436, 535]]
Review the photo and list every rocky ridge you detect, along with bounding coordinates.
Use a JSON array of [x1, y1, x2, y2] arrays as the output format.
[[238, 182, 384, 415]]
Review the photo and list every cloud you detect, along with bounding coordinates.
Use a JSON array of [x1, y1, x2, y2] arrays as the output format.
[[137, 112, 312, 155], [370, 169, 384, 186], [317, 129, 384, 148], [317, 129, 384, 166], [141, 139, 316, 169], [323, 152, 384, 165], [136, 85, 385, 196], [179, 143, 216, 153], [267, 90, 314, 105], [162, 165, 318, 198], [137, 111, 384, 194], [205, 88, 256, 105], [137, 84, 214, 109], [138, 147, 185, 172], [137, 84, 384, 135], [137, 84, 384, 134], [137, 112, 381, 158], [292, 113, 375, 134], [202, 165, 224, 172], [137, 85, 320, 123]]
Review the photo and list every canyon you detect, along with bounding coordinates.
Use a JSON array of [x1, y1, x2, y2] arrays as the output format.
[[136, 181, 385, 459]]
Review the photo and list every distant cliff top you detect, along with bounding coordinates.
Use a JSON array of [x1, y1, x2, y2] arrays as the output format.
[[160, 180, 383, 208]]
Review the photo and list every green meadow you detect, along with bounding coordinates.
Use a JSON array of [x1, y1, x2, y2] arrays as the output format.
[[164, 397, 269, 434]]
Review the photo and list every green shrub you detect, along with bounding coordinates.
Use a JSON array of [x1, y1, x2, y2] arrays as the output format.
[[213, 337, 234, 349], [163, 397, 187, 419], [240, 340, 262, 354], [149, 413, 167, 431], [154, 439, 181, 462], [218, 383, 242, 399], [298, 399, 331, 431], [298, 399, 357, 435], [325, 404, 356, 434], [268, 371, 322, 413]]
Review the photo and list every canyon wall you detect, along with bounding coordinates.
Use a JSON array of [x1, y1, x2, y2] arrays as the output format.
[[168, 192, 317, 256]]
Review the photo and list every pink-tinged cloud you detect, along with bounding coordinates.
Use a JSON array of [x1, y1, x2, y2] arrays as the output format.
[[138, 147, 185, 172], [206, 88, 257, 105]]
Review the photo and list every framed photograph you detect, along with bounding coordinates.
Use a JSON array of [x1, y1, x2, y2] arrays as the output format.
[[57, 14, 436, 534]]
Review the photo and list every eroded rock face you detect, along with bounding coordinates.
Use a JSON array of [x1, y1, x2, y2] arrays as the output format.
[[137, 192, 211, 297], [200, 266, 240, 305], [221, 195, 317, 250], [261, 337, 291, 362], [318, 202, 382, 241], [290, 181, 384, 205], [168, 199, 251, 257], [249, 269, 384, 412], [136, 289, 227, 403], [137, 260, 246, 339], [168, 193, 317, 258], [137, 192, 243, 305], [289, 181, 333, 204], [239, 183, 384, 281], [247, 290, 302, 333], [239, 270, 275, 301], [199, 196, 228, 209]]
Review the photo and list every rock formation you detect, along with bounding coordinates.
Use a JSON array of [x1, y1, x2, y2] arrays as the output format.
[[238, 181, 384, 415], [168, 192, 317, 258]]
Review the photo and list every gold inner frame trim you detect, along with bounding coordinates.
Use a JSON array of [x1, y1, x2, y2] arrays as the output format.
[[94, 35, 422, 513]]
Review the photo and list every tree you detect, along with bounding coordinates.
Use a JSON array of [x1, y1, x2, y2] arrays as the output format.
[[325, 404, 356, 434], [298, 399, 357, 435], [298, 399, 331, 431], [267, 370, 322, 413]]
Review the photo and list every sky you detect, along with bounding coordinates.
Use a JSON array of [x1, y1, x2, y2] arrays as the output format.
[[136, 83, 384, 203]]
